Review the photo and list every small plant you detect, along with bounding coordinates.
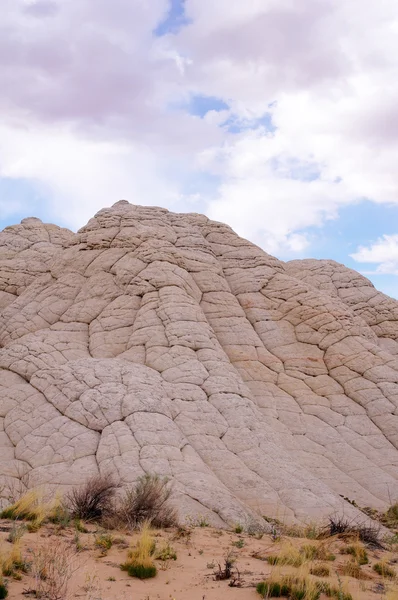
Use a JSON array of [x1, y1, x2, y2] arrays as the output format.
[[232, 539, 245, 549], [234, 524, 243, 534], [107, 576, 116, 582], [214, 552, 237, 581], [74, 531, 83, 552], [206, 561, 215, 569], [94, 532, 113, 554], [121, 521, 157, 579], [66, 475, 119, 522], [74, 518, 89, 533], [155, 543, 177, 561], [373, 561, 396, 578], [310, 564, 330, 577]]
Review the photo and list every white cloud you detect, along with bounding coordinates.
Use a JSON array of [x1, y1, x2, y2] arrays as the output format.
[[0, 0, 398, 261], [351, 235, 398, 275]]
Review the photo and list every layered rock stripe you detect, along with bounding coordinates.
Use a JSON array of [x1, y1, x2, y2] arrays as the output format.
[[1, 201, 398, 526]]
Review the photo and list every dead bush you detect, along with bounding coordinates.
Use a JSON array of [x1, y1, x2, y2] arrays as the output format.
[[119, 474, 177, 529], [29, 539, 80, 600], [66, 475, 119, 522]]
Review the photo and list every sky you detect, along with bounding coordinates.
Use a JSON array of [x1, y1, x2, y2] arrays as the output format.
[[1, 1, 398, 298]]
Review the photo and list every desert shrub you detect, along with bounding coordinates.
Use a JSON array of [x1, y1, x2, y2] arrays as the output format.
[[30, 539, 79, 600], [373, 561, 396, 578], [66, 475, 119, 522], [327, 516, 352, 536], [121, 521, 157, 579], [119, 474, 177, 529], [326, 516, 381, 547], [232, 539, 245, 548], [310, 564, 330, 577], [234, 524, 243, 534]]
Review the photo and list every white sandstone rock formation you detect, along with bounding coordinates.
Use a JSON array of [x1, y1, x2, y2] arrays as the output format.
[[1, 201, 398, 527]]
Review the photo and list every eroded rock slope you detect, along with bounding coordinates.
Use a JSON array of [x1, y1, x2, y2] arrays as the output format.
[[1, 202, 398, 526]]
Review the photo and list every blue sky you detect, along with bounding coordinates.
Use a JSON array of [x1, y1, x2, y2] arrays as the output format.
[[1, 0, 398, 298]]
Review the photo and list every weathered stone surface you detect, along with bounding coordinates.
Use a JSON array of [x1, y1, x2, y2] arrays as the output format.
[[1, 201, 398, 525]]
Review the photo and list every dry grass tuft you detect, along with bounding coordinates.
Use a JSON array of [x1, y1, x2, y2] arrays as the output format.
[[121, 520, 157, 579], [340, 542, 368, 565], [373, 560, 396, 579]]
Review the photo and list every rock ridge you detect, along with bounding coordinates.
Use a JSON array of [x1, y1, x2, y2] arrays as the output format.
[[1, 201, 398, 526]]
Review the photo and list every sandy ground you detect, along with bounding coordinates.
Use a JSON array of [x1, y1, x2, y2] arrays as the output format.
[[1, 520, 398, 600]]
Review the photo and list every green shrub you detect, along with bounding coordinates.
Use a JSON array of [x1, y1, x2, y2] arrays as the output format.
[[125, 563, 157, 579], [0, 583, 7, 599]]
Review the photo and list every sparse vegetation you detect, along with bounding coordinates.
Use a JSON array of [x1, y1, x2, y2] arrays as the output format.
[[234, 524, 243, 534], [119, 474, 177, 529], [232, 538, 245, 548], [66, 475, 119, 522], [373, 561, 396, 578]]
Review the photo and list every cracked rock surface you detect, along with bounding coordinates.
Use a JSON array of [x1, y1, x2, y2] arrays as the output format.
[[1, 202, 398, 526]]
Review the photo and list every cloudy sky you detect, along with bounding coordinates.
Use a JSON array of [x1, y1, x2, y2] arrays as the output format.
[[1, 0, 398, 297]]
